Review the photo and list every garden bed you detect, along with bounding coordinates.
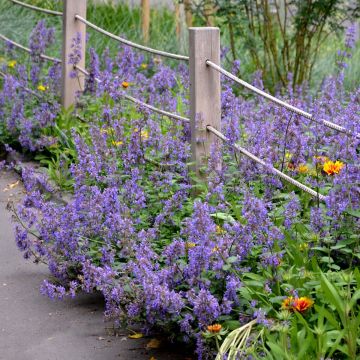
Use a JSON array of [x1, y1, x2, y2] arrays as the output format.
[[1, 18, 360, 360]]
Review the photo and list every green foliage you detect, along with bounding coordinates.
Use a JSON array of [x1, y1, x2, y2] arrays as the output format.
[[0, 0, 182, 60], [189, 0, 360, 89]]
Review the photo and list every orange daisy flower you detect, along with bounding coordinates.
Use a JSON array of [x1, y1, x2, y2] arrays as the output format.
[[207, 324, 222, 333], [293, 297, 314, 312], [323, 160, 344, 176], [282, 296, 314, 313]]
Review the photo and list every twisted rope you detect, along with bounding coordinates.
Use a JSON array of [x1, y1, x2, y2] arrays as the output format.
[[0, 34, 61, 63], [75, 65, 190, 123], [207, 125, 328, 202], [9, 0, 62, 16], [0, 70, 43, 98], [75, 15, 189, 62], [206, 60, 360, 140]]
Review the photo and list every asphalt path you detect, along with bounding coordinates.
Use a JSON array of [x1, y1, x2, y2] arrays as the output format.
[[0, 169, 187, 360]]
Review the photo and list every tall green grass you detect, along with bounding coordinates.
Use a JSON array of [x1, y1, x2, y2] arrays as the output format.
[[0, 0, 359, 90], [0, 0, 183, 60]]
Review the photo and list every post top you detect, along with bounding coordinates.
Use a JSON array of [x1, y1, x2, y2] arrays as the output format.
[[189, 27, 219, 31]]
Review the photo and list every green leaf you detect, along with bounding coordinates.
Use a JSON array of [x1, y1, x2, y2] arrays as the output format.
[[320, 272, 345, 324], [210, 212, 236, 223], [223, 320, 241, 331], [266, 341, 287, 359], [314, 305, 340, 329], [344, 209, 360, 219], [349, 289, 360, 311], [222, 264, 231, 271], [226, 256, 238, 264]]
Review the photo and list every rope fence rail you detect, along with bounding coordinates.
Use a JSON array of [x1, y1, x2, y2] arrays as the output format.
[[206, 60, 360, 140], [75, 62, 327, 200], [75, 65, 190, 123], [2, 0, 350, 205], [9, 0, 63, 16], [75, 15, 189, 62], [207, 125, 328, 202], [0, 34, 61, 64], [0, 70, 43, 98]]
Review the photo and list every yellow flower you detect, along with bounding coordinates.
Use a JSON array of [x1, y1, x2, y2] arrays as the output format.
[[212, 245, 220, 253], [285, 152, 293, 160], [140, 63, 148, 69], [323, 160, 344, 176], [185, 242, 196, 250], [216, 225, 225, 234], [297, 164, 309, 174], [37, 84, 47, 91], [100, 128, 115, 135], [111, 140, 123, 147], [122, 81, 129, 88], [207, 324, 222, 333], [141, 130, 149, 140], [7, 60, 17, 68], [299, 243, 309, 251]]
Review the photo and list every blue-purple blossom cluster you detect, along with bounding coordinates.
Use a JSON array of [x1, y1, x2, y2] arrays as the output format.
[[2, 22, 359, 359], [0, 20, 60, 151]]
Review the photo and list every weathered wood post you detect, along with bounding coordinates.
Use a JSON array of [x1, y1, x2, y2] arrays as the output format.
[[175, 2, 181, 40], [61, 0, 87, 108], [189, 27, 221, 178], [184, 0, 193, 27], [141, 0, 150, 44]]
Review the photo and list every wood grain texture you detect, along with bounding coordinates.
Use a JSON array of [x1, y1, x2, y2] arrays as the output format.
[[61, 0, 87, 108], [141, 0, 150, 44], [189, 27, 221, 178]]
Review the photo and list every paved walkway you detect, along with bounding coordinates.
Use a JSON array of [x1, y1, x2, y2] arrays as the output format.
[[0, 169, 187, 360]]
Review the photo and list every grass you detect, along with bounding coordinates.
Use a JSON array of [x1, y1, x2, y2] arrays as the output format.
[[0, 0, 183, 59], [0, 0, 359, 91]]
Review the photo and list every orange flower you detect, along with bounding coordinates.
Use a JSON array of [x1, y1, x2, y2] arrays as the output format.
[[282, 296, 314, 313], [207, 324, 222, 333], [287, 162, 296, 170], [281, 296, 295, 310], [122, 81, 129, 88], [293, 297, 314, 312], [323, 160, 344, 176]]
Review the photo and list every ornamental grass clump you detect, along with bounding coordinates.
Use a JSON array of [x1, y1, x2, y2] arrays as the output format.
[[1, 22, 359, 360]]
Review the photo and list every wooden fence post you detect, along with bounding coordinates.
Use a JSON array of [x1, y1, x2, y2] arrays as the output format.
[[61, 0, 87, 109], [141, 0, 150, 44], [189, 27, 221, 178], [184, 0, 193, 28]]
